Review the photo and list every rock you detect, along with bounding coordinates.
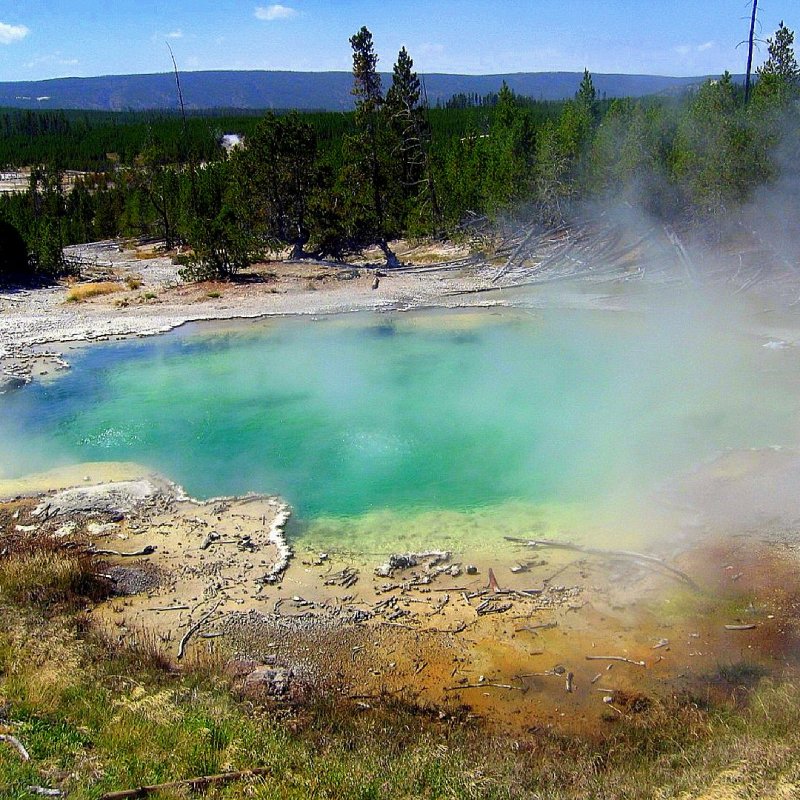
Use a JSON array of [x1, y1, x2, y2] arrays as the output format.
[[224, 658, 259, 678], [466, 565, 478, 575], [33, 479, 172, 518], [243, 666, 292, 696], [0, 373, 27, 393], [200, 532, 220, 550], [108, 565, 161, 596]]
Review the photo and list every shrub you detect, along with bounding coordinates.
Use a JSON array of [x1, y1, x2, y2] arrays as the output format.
[[0, 220, 33, 286]]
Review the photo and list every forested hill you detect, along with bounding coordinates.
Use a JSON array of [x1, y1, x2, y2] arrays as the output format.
[[0, 70, 732, 111]]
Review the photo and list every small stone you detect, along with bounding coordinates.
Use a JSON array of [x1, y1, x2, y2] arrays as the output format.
[[466, 565, 478, 575]]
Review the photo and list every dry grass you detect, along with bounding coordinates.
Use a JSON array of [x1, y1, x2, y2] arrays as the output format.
[[0, 530, 109, 607], [65, 281, 121, 302]]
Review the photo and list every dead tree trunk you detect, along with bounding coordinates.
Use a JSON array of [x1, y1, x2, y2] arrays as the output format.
[[745, 0, 758, 104]]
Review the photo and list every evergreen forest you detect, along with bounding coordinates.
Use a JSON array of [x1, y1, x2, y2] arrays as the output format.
[[0, 22, 797, 283]]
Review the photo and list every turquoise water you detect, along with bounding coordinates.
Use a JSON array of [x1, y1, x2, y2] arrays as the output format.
[[1, 301, 799, 543]]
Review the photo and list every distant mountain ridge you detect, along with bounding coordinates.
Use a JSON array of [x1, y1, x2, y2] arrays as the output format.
[[0, 70, 738, 112]]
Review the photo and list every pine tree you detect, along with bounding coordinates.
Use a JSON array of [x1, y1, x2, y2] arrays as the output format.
[[0, 220, 31, 286], [346, 26, 399, 265], [484, 83, 534, 208], [754, 22, 800, 107], [576, 69, 598, 120], [674, 72, 767, 230], [238, 112, 319, 258], [385, 47, 440, 232]]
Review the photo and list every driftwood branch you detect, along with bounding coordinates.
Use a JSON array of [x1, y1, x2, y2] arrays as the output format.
[[99, 768, 269, 800], [444, 683, 524, 692], [177, 600, 221, 660], [585, 655, 646, 667], [91, 545, 157, 558], [504, 537, 699, 590], [0, 733, 30, 760]]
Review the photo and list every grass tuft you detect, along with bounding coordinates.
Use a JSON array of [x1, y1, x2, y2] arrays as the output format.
[[66, 281, 121, 302]]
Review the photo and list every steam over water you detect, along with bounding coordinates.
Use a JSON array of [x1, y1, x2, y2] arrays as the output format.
[[2, 293, 799, 549]]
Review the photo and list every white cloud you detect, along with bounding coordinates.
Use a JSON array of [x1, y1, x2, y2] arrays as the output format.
[[417, 42, 445, 57], [675, 41, 716, 57], [0, 22, 29, 45], [24, 53, 78, 69], [166, 30, 184, 39], [255, 5, 298, 21]]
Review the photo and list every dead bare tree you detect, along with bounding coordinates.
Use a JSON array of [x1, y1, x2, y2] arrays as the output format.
[[745, 0, 759, 104]]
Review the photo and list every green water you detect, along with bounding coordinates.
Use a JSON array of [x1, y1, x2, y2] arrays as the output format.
[[2, 299, 799, 549]]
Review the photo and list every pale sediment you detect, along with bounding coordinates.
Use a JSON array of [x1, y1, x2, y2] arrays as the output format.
[[0, 240, 500, 385]]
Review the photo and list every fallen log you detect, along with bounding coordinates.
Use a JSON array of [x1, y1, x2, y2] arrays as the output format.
[[92, 545, 157, 558], [724, 624, 757, 631], [516, 622, 557, 633], [504, 537, 699, 590], [0, 733, 30, 760], [177, 601, 222, 660], [444, 683, 524, 692], [98, 768, 269, 800]]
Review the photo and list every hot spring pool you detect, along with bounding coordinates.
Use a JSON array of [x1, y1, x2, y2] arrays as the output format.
[[2, 298, 799, 551]]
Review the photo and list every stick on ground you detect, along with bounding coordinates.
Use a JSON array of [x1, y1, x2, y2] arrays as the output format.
[[0, 734, 30, 760], [98, 768, 269, 800], [504, 537, 699, 590], [585, 655, 646, 667], [177, 600, 222, 660]]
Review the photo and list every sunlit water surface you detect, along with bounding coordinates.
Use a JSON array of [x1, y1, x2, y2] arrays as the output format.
[[2, 296, 799, 551]]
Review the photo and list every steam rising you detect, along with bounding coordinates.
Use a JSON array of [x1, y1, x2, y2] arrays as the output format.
[[1, 293, 799, 553]]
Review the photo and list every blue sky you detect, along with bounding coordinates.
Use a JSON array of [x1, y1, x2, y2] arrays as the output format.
[[0, 1, 795, 81]]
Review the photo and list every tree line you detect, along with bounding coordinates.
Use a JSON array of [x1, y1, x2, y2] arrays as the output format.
[[0, 21, 797, 284]]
